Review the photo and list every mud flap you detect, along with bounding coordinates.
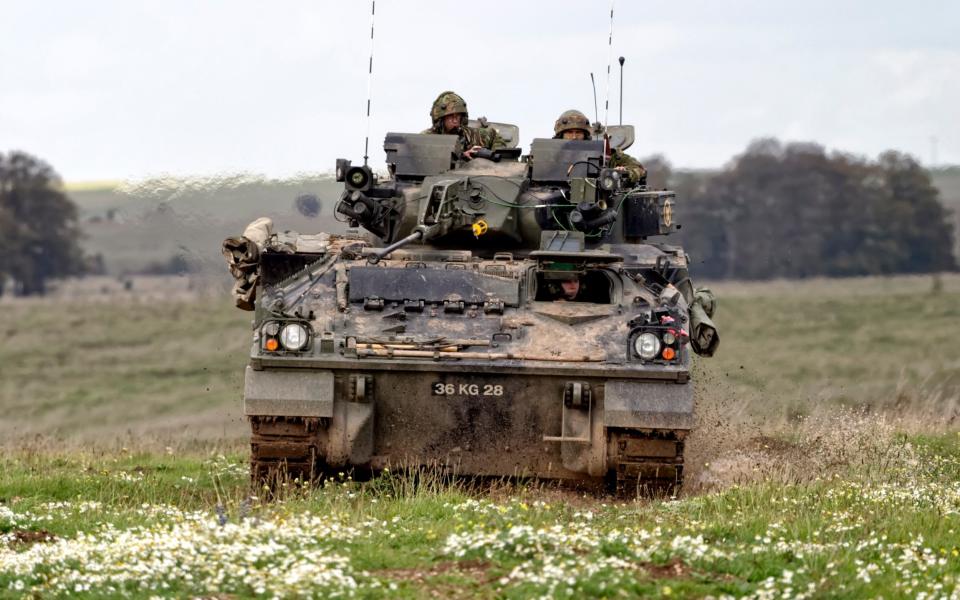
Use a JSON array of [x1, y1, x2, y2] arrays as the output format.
[[243, 366, 334, 417], [544, 383, 607, 477], [603, 380, 693, 430], [561, 398, 607, 477], [326, 401, 374, 467]]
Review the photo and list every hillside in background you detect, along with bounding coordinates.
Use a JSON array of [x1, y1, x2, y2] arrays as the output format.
[[65, 161, 960, 277], [67, 175, 346, 275]]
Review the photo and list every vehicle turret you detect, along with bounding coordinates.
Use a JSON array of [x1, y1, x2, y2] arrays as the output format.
[[225, 119, 718, 495]]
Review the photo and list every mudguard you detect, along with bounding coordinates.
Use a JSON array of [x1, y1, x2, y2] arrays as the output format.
[[243, 366, 334, 418], [603, 380, 693, 430]]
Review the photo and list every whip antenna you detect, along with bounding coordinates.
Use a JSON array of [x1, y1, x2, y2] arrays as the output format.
[[363, 0, 376, 166], [603, 0, 615, 131], [590, 73, 599, 124], [618, 56, 625, 125]]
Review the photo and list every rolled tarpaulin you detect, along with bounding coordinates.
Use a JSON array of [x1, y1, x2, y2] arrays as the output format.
[[689, 287, 719, 357], [220, 218, 277, 311], [242, 217, 274, 249]]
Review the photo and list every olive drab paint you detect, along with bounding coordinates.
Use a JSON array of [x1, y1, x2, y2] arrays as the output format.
[[224, 101, 718, 496]]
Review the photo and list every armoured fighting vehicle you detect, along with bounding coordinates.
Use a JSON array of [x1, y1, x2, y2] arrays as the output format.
[[224, 120, 718, 494]]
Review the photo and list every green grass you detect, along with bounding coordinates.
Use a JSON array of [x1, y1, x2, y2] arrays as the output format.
[[1, 434, 959, 598], [704, 273, 960, 421], [0, 297, 251, 443], [2, 274, 960, 597]]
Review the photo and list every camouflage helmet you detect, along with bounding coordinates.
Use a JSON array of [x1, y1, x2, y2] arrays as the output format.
[[430, 90, 469, 122], [553, 109, 592, 139]]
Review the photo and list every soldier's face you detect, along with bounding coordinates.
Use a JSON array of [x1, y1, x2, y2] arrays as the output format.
[[562, 130, 587, 140], [561, 279, 580, 299], [443, 113, 462, 132]]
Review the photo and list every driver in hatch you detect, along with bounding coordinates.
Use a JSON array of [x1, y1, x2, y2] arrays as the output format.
[[422, 90, 505, 161], [545, 273, 587, 302], [559, 277, 582, 301]]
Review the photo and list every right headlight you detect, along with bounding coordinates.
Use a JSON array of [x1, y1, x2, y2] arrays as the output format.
[[279, 323, 309, 351], [634, 332, 661, 360]]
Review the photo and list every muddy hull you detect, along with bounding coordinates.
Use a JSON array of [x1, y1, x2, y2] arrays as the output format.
[[245, 361, 691, 492]]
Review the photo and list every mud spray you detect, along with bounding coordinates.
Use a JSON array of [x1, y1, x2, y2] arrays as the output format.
[[682, 360, 957, 495]]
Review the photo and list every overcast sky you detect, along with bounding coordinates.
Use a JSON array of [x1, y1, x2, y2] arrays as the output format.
[[2, 0, 957, 181]]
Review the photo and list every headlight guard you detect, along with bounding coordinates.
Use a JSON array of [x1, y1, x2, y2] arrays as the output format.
[[627, 324, 684, 364], [259, 320, 313, 354]]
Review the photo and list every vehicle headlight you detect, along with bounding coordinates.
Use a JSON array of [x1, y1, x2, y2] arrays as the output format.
[[634, 332, 661, 360], [279, 323, 309, 351]]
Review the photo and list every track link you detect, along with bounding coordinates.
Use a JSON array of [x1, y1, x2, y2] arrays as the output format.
[[612, 430, 685, 497], [250, 416, 324, 482], [250, 417, 685, 498]]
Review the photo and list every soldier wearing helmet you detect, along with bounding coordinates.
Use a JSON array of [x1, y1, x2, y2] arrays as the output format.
[[539, 271, 586, 302], [423, 90, 505, 160], [553, 109, 647, 184]]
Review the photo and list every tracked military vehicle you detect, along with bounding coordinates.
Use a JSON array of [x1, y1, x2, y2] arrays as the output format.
[[225, 121, 718, 494]]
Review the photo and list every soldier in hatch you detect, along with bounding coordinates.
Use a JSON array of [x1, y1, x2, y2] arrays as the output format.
[[553, 109, 647, 185], [542, 273, 587, 302], [423, 90, 505, 160], [558, 276, 583, 301]]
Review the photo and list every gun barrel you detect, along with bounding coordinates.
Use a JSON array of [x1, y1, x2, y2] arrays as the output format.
[[366, 230, 424, 264]]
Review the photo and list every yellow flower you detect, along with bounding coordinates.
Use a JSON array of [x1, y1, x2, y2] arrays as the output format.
[[662, 585, 672, 596]]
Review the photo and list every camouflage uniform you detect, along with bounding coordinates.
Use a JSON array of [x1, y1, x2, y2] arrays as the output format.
[[422, 91, 506, 156], [608, 149, 646, 184], [553, 109, 646, 184]]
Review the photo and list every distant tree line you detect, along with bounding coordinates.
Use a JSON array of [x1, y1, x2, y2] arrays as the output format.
[[653, 139, 957, 279], [0, 151, 86, 295], [0, 143, 956, 295]]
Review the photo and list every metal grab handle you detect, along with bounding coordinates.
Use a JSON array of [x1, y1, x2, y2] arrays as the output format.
[[367, 230, 423, 264]]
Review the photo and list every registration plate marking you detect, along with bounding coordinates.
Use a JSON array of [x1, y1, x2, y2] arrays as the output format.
[[431, 382, 504, 397]]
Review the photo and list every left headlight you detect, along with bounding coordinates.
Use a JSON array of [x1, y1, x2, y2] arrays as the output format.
[[279, 323, 309, 351], [634, 332, 661, 360]]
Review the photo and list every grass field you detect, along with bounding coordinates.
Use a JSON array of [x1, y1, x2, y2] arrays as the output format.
[[0, 283, 250, 445], [2, 274, 959, 597], [2, 430, 958, 597], [3, 273, 958, 445]]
